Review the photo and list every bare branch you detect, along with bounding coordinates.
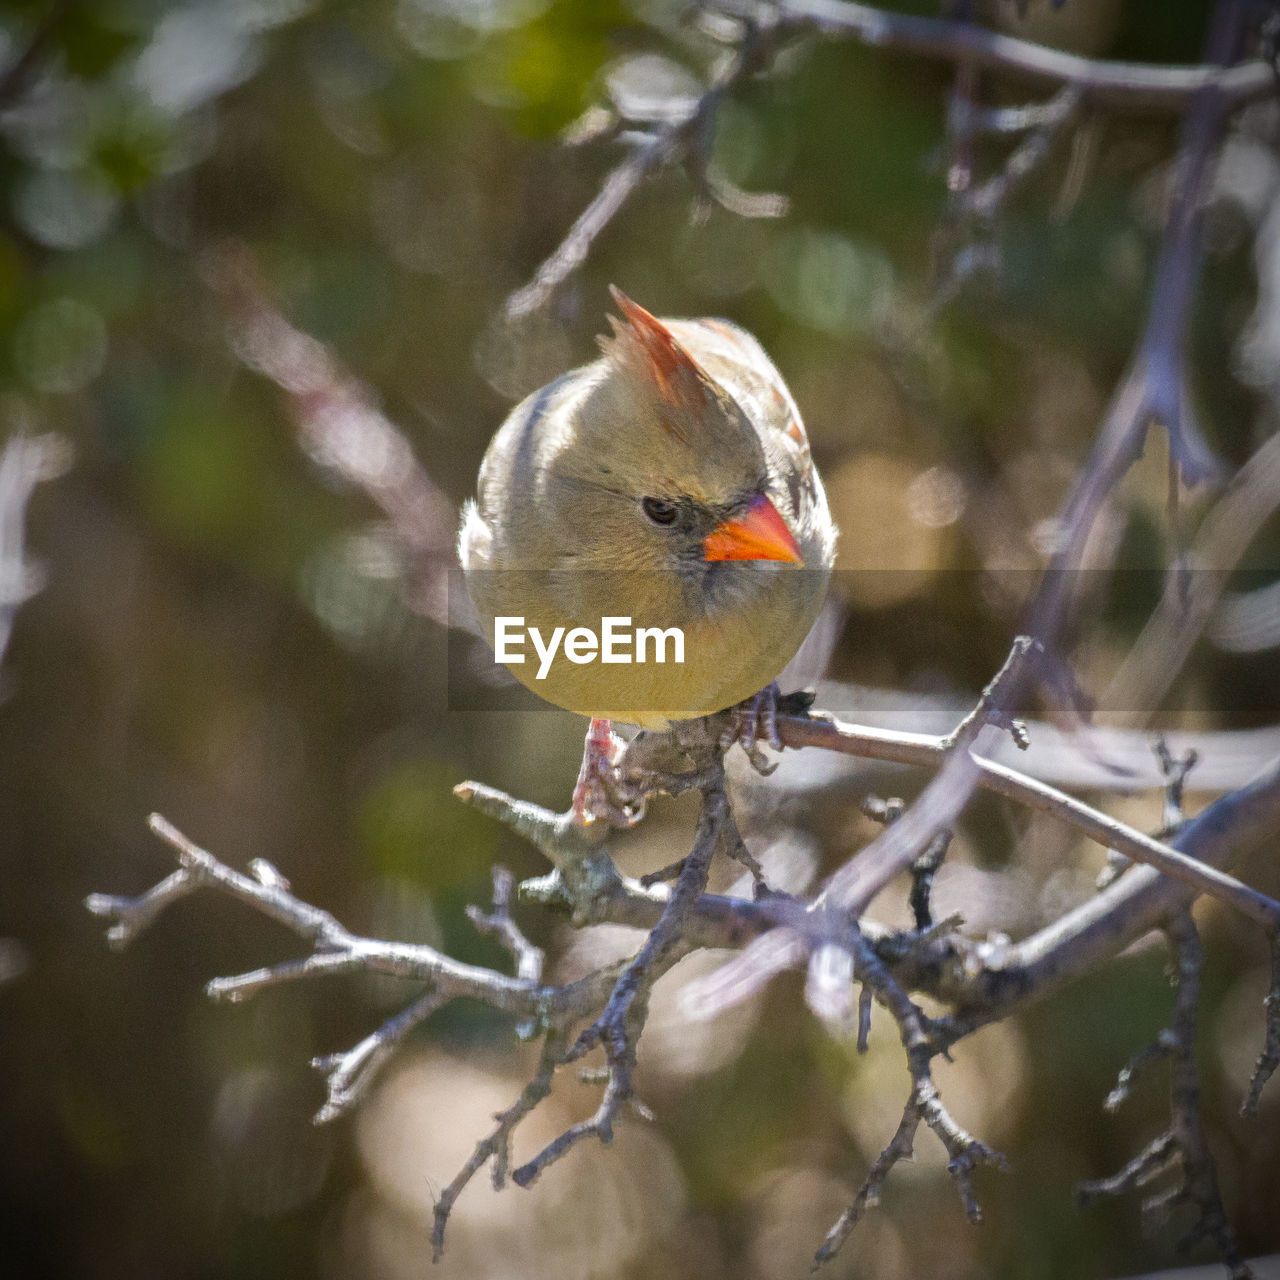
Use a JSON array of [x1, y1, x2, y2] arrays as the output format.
[[467, 866, 545, 987], [312, 990, 448, 1125], [0, 432, 71, 674], [1078, 915, 1250, 1278], [1243, 934, 1280, 1117], [965, 86, 1083, 221], [1077, 1131, 1179, 1203], [817, 635, 1042, 917], [771, 0, 1276, 112], [87, 813, 560, 1019], [1104, 1032, 1177, 1113], [779, 710, 1280, 930], [1105, 427, 1280, 718], [788, 0, 1256, 986], [813, 1101, 918, 1268], [432, 1030, 566, 1260], [198, 242, 458, 626], [515, 769, 732, 1184], [505, 16, 789, 317], [811, 921, 1007, 1265]]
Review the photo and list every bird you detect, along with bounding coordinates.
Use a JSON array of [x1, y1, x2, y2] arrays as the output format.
[[459, 287, 836, 821]]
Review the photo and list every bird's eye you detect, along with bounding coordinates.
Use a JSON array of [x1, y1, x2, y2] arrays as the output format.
[[641, 496, 679, 526]]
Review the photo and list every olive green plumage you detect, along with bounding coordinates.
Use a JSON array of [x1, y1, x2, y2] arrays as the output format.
[[459, 290, 836, 726]]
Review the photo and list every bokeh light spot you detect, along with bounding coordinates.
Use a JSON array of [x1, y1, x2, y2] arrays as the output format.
[[13, 170, 119, 250]]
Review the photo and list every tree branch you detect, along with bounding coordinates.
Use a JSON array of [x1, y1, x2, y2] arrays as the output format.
[[772, 0, 1275, 112], [778, 710, 1280, 929], [0, 432, 70, 674]]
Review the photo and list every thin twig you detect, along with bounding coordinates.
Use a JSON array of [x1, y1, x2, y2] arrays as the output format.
[[778, 710, 1280, 930], [198, 242, 458, 625], [85, 814, 560, 1018], [0, 433, 70, 673], [771, 0, 1276, 112], [514, 769, 732, 1186], [505, 16, 787, 316], [1078, 915, 1250, 1278], [432, 1029, 567, 1259], [1242, 934, 1280, 1117], [312, 990, 448, 1124]]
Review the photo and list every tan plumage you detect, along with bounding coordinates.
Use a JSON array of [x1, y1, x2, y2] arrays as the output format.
[[459, 289, 836, 727]]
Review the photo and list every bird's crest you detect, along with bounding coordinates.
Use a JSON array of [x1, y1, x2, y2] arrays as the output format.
[[600, 286, 713, 422]]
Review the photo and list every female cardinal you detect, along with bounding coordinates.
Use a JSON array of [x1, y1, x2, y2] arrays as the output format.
[[460, 287, 836, 820]]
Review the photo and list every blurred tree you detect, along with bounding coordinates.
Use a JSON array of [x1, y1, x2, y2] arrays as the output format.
[[2, 2, 1280, 1279]]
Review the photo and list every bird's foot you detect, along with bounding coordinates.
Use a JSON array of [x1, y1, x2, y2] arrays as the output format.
[[571, 718, 646, 828], [719, 682, 786, 775]]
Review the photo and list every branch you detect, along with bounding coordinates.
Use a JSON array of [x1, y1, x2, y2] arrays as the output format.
[[312, 990, 448, 1125], [812, 921, 1007, 1267], [0, 432, 71, 673], [1243, 934, 1280, 1118], [197, 242, 458, 626], [784, 710, 1280, 928], [1077, 914, 1250, 1278], [506, 0, 1274, 315], [85, 814, 559, 1019], [772, 0, 1276, 112], [678, 748, 1280, 1026], [505, 14, 789, 317], [431, 1029, 566, 1259], [727, 0, 1260, 1036], [1104, 427, 1280, 718], [512, 769, 731, 1187], [87, 718, 1280, 1272]]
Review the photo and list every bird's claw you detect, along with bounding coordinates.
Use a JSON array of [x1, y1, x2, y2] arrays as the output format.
[[572, 718, 646, 828], [719, 683, 784, 775]]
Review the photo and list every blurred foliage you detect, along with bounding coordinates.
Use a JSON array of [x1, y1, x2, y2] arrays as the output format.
[[0, 1, 1278, 1278]]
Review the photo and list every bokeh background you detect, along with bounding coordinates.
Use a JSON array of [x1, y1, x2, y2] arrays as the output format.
[[2, 1, 1279, 1277]]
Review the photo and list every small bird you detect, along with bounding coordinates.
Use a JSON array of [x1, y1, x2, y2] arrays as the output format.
[[460, 287, 836, 820]]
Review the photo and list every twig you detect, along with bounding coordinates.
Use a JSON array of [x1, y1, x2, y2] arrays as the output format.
[[817, 636, 1041, 917], [771, 0, 1276, 112], [813, 922, 1007, 1266], [312, 990, 448, 1124], [514, 768, 733, 1185], [678, 751, 1280, 1022], [85, 814, 559, 1018], [813, 1098, 917, 1267], [1104, 1032, 1178, 1113], [1077, 914, 1250, 1279], [965, 86, 1083, 221], [467, 866, 545, 987], [86, 741, 1280, 1271], [431, 1030, 566, 1260], [1242, 934, 1280, 1117], [790, 0, 1254, 1000], [861, 794, 952, 931], [467, 865, 546, 1038], [0, 433, 70, 673], [777, 707, 1280, 931], [1104, 428, 1280, 718], [198, 242, 458, 626], [505, 15, 788, 316]]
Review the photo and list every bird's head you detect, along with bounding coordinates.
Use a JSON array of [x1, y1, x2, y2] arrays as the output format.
[[549, 287, 804, 589]]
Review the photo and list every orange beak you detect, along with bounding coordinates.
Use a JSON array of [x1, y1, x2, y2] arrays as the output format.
[[703, 493, 804, 565]]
